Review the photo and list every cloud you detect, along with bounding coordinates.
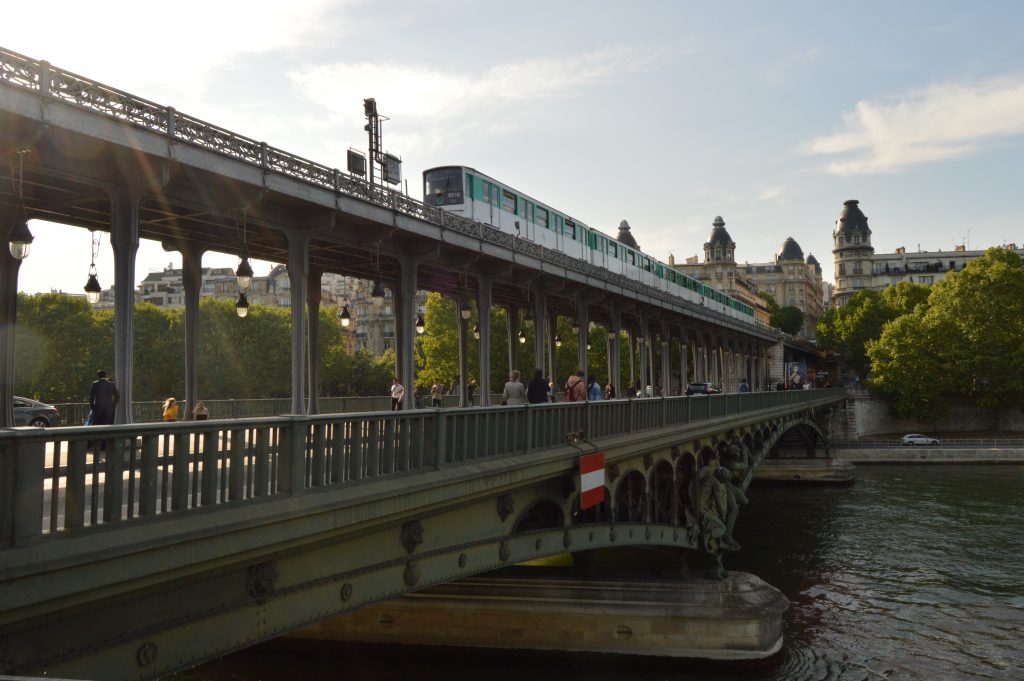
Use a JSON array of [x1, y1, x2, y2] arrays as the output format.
[[5, 0, 341, 104], [288, 47, 659, 156], [805, 75, 1024, 175]]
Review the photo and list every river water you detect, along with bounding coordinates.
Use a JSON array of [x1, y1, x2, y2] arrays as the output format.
[[175, 466, 1024, 680]]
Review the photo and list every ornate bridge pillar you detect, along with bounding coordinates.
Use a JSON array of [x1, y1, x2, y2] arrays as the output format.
[[532, 288, 548, 379], [0, 205, 21, 429], [284, 231, 310, 415], [306, 268, 323, 414], [475, 274, 494, 406], [575, 294, 589, 375], [109, 187, 142, 424], [505, 303, 520, 380], [179, 244, 206, 419]]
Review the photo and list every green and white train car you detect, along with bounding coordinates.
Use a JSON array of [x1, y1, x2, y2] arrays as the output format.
[[423, 166, 756, 325]]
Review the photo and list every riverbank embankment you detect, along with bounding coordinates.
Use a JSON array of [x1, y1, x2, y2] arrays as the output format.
[[832, 448, 1024, 464]]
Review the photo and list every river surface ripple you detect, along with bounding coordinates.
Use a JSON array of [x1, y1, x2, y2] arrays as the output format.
[[175, 466, 1024, 681]]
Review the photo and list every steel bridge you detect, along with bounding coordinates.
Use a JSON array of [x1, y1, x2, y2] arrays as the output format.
[[0, 389, 844, 679], [1, 45, 778, 433]]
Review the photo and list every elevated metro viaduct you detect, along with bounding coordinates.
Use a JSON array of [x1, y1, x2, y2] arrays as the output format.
[[1, 45, 777, 433], [0, 389, 844, 679]]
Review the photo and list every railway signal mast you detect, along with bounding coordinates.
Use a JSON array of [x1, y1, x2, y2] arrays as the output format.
[[362, 98, 401, 188]]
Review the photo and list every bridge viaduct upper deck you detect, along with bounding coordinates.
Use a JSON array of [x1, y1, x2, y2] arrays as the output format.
[[1, 46, 780, 429]]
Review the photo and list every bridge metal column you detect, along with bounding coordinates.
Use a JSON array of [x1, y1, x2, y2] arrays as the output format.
[[0, 205, 21, 429], [628, 327, 636, 389], [395, 255, 422, 410], [458, 302, 470, 406], [110, 187, 141, 424], [660, 321, 671, 397], [609, 305, 622, 398], [180, 245, 206, 420], [575, 294, 589, 376], [306, 268, 323, 414], [475, 274, 493, 406], [532, 289, 547, 378], [506, 304, 519, 380], [638, 312, 647, 392], [547, 309, 558, 389], [680, 336, 689, 391], [286, 230, 309, 415]]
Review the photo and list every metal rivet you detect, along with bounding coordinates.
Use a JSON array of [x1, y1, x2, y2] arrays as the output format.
[[458, 553, 468, 568], [340, 583, 353, 602], [535, 538, 542, 551], [403, 562, 420, 587]]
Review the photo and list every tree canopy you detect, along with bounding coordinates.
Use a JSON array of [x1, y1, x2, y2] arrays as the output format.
[[866, 249, 1024, 420], [816, 282, 931, 377]]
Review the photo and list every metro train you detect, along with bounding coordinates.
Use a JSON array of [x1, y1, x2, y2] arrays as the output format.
[[423, 166, 757, 324]]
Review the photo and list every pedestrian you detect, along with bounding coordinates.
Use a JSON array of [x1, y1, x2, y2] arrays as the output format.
[[739, 378, 750, 393], [431, 380, 444, 408], [605, 382, 616, 400], [193, 401, 209, 420], [502, 370, 528, 405], [88, 369, 119, 426], [390, 377, 405, 410], [565, 371, 586, 402], [587, 375, 602, 401], [527, 368, 549, 404], [162, 397, 180, 422], [413, 385, 423, 409], [625, 382, 638, 399], [548, 381, 558, 403], [466, 379, 476, 406]]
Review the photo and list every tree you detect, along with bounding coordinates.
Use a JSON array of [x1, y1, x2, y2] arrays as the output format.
[[773, 306, 804, 336], [817, 283, 932, 380], [867, 249, 1024, 422], [867, 311, 960, 422]]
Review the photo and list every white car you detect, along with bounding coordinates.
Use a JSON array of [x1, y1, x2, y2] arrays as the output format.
[[901, 434, 940, 446]]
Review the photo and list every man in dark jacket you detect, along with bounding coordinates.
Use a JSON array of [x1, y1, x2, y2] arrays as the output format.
[[89, 369, 120, 425], [526, 368, 549, 404]]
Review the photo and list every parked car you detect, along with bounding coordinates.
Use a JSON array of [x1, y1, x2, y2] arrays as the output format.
[[13, 396, 61, 427], [685, 382, 720, 396], [901, 433, 940, 446]]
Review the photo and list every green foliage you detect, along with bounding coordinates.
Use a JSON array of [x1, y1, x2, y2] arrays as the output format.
[[867, 312, 958, 422], [866, 248, 1024, 420], [13, 294, 393, 403], [773, 306, 805, 335]]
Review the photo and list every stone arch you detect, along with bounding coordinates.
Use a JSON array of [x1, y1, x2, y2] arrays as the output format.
[[513, 499, 566, 533], [774, 418, 828, 458], [650, 459, 674, 525], [613, 470, 646, 523], [675, 451, 697, 526]]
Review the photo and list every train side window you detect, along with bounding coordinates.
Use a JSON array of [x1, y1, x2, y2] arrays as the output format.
[[502, 190, 516, 213], [609, 242, 617, 258], [536, 207, 549, 229], [566, 220, 577, 240]]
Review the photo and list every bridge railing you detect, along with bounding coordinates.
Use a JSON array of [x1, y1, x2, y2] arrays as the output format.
[[0, 389, 846, 548]]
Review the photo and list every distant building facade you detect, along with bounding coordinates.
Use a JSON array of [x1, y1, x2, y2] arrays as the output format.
[[831, 199, 1024, 306], [668, 216, 826, 339]]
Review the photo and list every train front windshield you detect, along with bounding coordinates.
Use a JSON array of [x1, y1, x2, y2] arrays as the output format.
[[424, 168, 465, 206]]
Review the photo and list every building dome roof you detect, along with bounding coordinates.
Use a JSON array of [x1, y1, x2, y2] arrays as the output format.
[[706, 216, 734, 247], [616, 219, 639, 249], [806, 253, 822, 274], [835, 199, 871, 236], [777, 237, 804, 261]]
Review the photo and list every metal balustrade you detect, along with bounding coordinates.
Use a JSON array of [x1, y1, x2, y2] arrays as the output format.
[[0, 389, 845, 548]]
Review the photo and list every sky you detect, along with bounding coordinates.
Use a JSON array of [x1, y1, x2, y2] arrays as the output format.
[[6, 1, 1024, 294]]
